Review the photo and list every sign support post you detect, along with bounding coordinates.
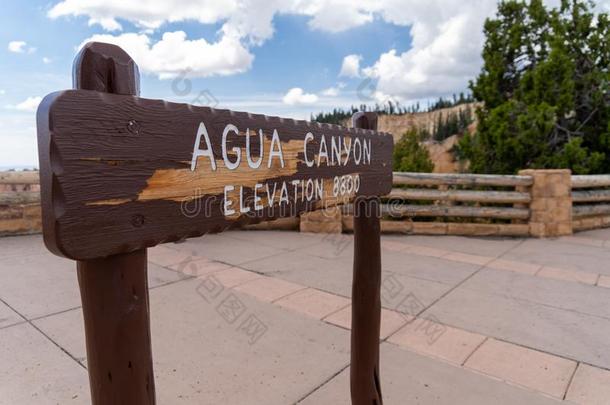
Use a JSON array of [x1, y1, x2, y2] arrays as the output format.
[[73, 43, 156, 405], [350, 112, 383, 405], [36, 42, 393, 405]]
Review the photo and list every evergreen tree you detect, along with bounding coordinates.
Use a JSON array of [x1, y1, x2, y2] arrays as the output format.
[[459, 0, 610, 174], [393, 130, 435, 172]]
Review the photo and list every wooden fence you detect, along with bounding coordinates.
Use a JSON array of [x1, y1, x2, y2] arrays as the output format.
[[7, 171, 610, 237], [0, 171, 41, 235], [572, 175, 610, 231], [342, 172, 533, 236]]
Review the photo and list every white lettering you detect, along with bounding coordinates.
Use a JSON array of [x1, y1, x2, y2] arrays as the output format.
[[223, 185, 235, 215], [239, 186, 250, 213], [279, 181, 289, 205], [222, 124, 241, 170], [353, 138, 362, 165], [304, 132, 315, 168], [331, 136, 342, 166], [317, 135, 329, 167], [266, 183, 277, 206], [190, 122, 216, 171], [343, 138, 352, 166], [254, 183, 264, 210], [246, 128, 264, 169], [268, 129, 285, 168], [363, 138, 371, 164]]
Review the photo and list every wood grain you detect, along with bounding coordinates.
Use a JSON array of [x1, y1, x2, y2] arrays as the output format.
[[37, 90, 393, 260]]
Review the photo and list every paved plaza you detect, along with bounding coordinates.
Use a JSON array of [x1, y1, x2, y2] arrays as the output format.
[[2, 229, 610, 404]]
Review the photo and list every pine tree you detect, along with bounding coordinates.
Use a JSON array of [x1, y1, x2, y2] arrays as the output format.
[[459, 0, 610, 174]]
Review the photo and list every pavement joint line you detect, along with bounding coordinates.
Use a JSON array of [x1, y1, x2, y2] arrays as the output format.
[[28, 305, 83, 323], [231, 248, 300, 268], [594, 273, 602, 286], [562, 362, 580, 400], [269, 285, 310, 304], [295, 362, 351, 404], [0, 319, 27, 331], [0, 296, 87, 371], [320, 302, 352, 322], [460, 336, 489, 367]]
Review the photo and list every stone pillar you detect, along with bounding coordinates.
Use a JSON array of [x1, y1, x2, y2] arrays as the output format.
[[518, 169, 572, 237]]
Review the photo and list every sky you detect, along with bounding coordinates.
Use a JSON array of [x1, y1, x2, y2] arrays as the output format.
[[1, 0, 609, 168]]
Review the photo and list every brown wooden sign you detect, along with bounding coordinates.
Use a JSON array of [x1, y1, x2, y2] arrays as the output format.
[[37, 90, 393, 260]]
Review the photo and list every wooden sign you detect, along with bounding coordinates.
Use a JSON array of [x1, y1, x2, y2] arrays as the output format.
[[37, 89, 393, 260]]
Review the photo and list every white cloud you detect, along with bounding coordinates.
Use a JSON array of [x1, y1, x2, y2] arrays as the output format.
[[42, 57, 52, 64], [49, 0, 610, 98], [339, 54, 362, 78], [359, 1, 498, 100], [0, 90, 5, 95], [283, 88, 318, 105], [321, 87, 340, 97], [11, 96, 43, 112], [79, 31, 253, 79], [8, 41, 27, 53]]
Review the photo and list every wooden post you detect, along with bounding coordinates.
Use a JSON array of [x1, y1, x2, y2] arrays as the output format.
[[350, 112, 383, 405], [74, 42, 155, 405]]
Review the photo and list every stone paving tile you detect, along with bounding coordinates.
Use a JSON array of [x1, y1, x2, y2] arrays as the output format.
[[382, 251, 480, 285], [0, 300, 23, 330], [503, 238, 610, 275], [461, 268, 610, 320], [301, 236, 355, 260], [537, 266, 599, 286], [172, 233, 285, 265], [0, 234, 48, 259], [0, 323, 90, 404], [558, 236, 605, 248], [402, 243, 448, 258], [570, 227, 610, 242], [148, 245, 199, 267], [240, 250, 354, 297], [32, 308, 87, 365], [223, 230, 324, 251], [464, 338, 577, 399], [442, 251, 493, 266], [380, 239, 409, 252], [0, 253, 81, 320], [486, 258, 541, 275], [33, 278, 353, 405], [388, 234, 523, 257], [233, 276, 306, 303], [212, 267, 263, 288], [148, 263, 194, 288], [300, 343, 566, 405], [596, 275, 610, 288], [275, 288, 350, 320], [383, 272, 456, 315], [424, 281, 610, 369], [388, 319, 486, 366], [168, 258, 234, 278], [323, 305, 411, 339], [565, 363, 610, 405]]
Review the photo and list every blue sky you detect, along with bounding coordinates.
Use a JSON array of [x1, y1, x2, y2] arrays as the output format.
[[6, 0, 591, 168]]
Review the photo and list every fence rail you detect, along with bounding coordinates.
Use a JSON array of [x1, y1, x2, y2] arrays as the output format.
[[0, 171, 42, 236], [393, 172, 533, 187], [570, 174, 610, 230], [5, 170, 610, 237], [339, 171, 535, 237]]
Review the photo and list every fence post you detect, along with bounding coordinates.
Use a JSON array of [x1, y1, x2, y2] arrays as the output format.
[[350, 112, 383, 405], [519, 169, 572, 237], [74, 42, 155, 405]]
